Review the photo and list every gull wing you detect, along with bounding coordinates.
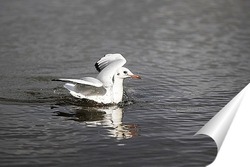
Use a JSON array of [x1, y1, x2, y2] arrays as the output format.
[[53, 77, 106, 97], [95, 53, 126, 87], [54, 77, 103, 87], [95, 53, 126, 72], [64, 83, 106, 97]]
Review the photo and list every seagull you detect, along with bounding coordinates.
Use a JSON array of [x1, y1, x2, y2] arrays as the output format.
[[53, 53, 141, 104]]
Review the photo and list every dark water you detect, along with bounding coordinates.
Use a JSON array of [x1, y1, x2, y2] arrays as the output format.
[[1, 0, 250, 166]]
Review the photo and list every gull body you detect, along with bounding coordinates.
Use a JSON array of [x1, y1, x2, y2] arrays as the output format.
[[54, 54, 141, 104]]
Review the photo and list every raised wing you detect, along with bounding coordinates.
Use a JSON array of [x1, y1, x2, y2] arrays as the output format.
[[53, 77, 103, 87], [95, 54, 126, 87], [95, 53, 126, 72]]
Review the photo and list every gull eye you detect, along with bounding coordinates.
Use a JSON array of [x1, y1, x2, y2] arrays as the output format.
[[123, 71, 127, 74]]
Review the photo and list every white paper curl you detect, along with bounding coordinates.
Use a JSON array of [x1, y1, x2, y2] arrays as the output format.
[[195, 83, 250, 167]]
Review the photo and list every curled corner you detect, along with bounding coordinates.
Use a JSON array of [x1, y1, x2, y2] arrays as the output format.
[[194, 84, 246, 149], [195, 83, 250, 167]]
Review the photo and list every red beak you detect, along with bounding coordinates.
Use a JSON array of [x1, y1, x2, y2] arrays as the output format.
[[130, 74, 141, 79]]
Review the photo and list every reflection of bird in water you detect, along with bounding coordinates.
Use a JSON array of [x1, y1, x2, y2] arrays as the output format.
[[54, 105, 138, 140], [53, 54, 141, 104], [94, 106, 138, 139]]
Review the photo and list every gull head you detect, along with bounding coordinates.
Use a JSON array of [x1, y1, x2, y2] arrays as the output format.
[[115, 67, 141, 80]]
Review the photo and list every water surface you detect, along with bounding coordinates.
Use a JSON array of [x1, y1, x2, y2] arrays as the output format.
[[1, 0, 250, 166]]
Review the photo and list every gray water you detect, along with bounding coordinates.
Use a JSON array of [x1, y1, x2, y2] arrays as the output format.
[[1, 0, 250, 166]]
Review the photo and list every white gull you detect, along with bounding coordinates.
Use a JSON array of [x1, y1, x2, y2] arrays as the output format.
[[54, 53, 141, 104]]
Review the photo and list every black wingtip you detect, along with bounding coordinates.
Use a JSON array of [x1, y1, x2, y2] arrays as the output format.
[[95, 62, 101, 72], [52, 79, 60, 81]]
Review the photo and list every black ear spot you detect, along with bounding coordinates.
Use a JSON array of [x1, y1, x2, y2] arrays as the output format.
[[117, 73, 120, 75]]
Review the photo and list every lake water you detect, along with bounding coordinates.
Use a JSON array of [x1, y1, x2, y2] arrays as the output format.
[[1, 0, 250, 166]]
